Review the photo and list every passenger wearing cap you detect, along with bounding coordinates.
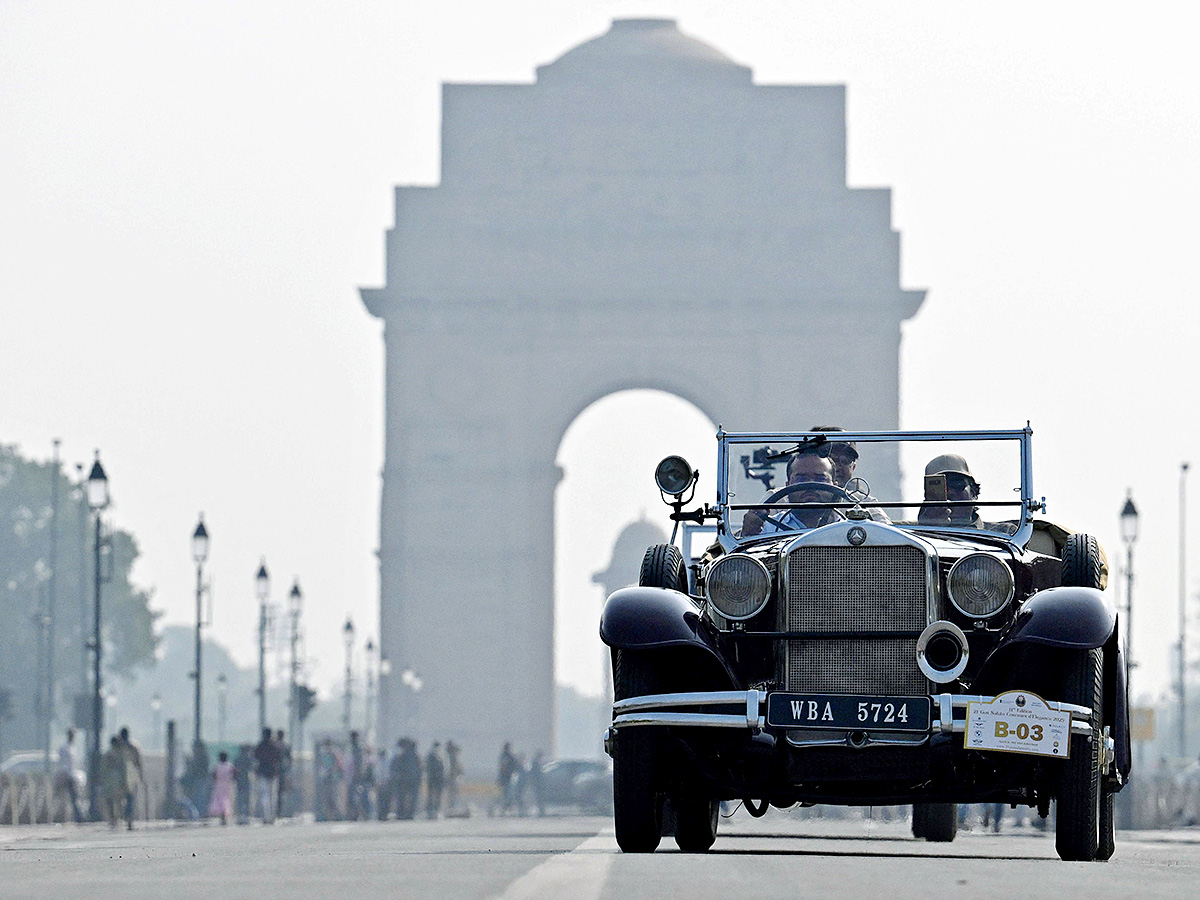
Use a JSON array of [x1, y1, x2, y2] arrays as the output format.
[[811, 425, 891, 524], [918, 453, 984, 528], [809, 425, 858, 486]]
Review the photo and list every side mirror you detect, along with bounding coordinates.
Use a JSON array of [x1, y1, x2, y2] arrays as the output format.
[[654, 456, 696, 497]]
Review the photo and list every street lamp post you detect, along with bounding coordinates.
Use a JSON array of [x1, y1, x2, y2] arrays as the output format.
[[254, 564, 271, 739], [1119, 491, 1139, 829], [1120, 493, 1140, 699], [343, 618, 355, 732], [43, 438, 61, 773], [288, 581, 302, 745], [151, 693, 163, 752], [191, 516, 209, 748], [255, 561, 270, 734], [85, 452, 108, 821], [364, 638, 376, 743], [216, 673, 228, 743], [377, 657, 392, 745], [1180, 463, 1190, 759]]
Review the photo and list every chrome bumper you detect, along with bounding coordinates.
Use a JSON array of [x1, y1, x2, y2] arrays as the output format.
[[604, 690, 1095, 755]]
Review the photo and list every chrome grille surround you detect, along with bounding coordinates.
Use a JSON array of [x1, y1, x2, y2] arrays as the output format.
[[779, 522, 938, 697]]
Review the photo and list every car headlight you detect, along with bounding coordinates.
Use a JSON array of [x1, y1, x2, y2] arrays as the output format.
[[706, 554, 771, 620], [947, 553, 1014, 618]]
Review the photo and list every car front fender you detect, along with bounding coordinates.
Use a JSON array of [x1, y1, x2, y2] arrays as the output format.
[[600, 585, 711, 649], [599, 586, 737, 687], [997, 586, 1117, 651]]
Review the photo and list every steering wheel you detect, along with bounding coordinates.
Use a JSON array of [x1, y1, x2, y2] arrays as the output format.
[[751, 481, 851, 531]]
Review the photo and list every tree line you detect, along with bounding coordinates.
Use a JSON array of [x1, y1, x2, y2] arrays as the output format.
[[0, 444, 157, 758]]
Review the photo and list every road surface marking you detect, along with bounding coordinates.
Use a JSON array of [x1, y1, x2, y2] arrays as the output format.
[[490, 829, 616, 900]]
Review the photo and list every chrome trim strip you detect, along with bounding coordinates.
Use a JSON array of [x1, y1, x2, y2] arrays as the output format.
[[612, 691, 756, 713], [929, 692, 1093, 736], [929, 693, 1091, 717], [609, 689, 1094, 738], [613, 712, 757, 729], [785, 731, 929, 749]]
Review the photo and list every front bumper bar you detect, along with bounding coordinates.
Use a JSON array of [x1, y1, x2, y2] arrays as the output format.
[[607, 689, 1094, 743]]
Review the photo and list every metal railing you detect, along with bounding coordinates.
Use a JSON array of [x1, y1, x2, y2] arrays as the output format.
[[0, 774, 161, 825]]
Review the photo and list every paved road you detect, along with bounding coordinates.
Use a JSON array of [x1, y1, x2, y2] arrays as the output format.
[[2, 812, 1197, 900]]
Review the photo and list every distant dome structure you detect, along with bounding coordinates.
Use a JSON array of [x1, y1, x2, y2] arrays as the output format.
[[536, 18, 752, 85], [592, 517, 669, 596]]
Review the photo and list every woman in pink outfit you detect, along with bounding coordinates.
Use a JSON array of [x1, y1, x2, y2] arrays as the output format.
[[209, 751, 236, 824]]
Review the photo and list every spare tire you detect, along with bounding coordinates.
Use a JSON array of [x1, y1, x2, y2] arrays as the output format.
[[1062, 533, 1104, 590], [640, 544, 688, 594]]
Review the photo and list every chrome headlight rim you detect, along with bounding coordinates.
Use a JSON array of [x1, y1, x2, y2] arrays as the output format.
[[947, 553, 1015, 619], [706, 553, 771, 621]]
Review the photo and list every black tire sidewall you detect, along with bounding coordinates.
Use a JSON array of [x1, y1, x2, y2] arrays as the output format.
[[1055, 648, 1103, 861], [640, 544, 688, 593], [612, 649, 663, 852]]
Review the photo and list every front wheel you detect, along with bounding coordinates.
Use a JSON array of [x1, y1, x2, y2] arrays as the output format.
[[673, 798, 719, 852], [1097, 786, 1116, 861], [1055, 648, 1103, 861], [612, 649, 663, 853]]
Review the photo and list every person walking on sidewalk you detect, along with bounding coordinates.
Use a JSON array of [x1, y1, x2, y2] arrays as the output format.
[[208, 751, 236, 825], [56, 728, 83, 823], [254, 727, 282, 823], [424, 741, 445, 819]]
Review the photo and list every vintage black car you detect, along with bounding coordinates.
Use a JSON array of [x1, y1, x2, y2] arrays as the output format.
[[600, 428, 1129, 860]]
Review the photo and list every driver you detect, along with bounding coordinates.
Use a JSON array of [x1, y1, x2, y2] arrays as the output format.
[[742, 450, 843, 536]]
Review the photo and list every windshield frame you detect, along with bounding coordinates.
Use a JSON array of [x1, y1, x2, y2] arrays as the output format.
[[714, 427, 1036, 550]]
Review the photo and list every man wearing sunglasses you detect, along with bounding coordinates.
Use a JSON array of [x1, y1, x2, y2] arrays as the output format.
[[742, 449, 843, 536]]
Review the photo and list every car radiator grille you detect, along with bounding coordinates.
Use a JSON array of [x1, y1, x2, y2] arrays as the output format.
[[784, 545, 930, 696]]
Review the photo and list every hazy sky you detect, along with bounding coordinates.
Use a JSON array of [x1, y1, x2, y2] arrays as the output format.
[[3, 3, 1199, 716]]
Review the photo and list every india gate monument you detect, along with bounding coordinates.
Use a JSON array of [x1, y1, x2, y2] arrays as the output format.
[[360, 19, 925, 761]]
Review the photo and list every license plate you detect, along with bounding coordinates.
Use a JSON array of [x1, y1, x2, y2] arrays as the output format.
[[965, 691, 1073, 758], [767, 693, 931, 730]]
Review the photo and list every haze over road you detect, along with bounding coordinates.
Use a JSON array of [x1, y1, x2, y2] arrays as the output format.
[[2, 813, 1196, 900]]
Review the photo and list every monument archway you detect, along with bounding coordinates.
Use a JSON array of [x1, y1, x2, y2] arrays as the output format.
[[360, 19, 925, 762]]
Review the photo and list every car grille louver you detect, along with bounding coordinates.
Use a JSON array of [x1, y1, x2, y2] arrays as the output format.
[[783, 545, 930, 696]]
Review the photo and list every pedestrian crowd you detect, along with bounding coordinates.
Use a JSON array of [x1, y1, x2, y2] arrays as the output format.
[[171, 727, 295, 825], [312, 732, 467, 822], [52, 725, 144, 829], [492, 742, 547, 817]]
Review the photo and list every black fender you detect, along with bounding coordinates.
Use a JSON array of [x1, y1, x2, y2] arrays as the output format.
[[1111, 632, 1132, 778], [976, 586, 1130, 778], [998, 586, 1116, 651], [600, 586, 738, 688]]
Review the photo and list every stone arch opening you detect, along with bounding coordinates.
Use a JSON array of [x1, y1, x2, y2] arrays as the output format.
[[553, 389, 715, 755]]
